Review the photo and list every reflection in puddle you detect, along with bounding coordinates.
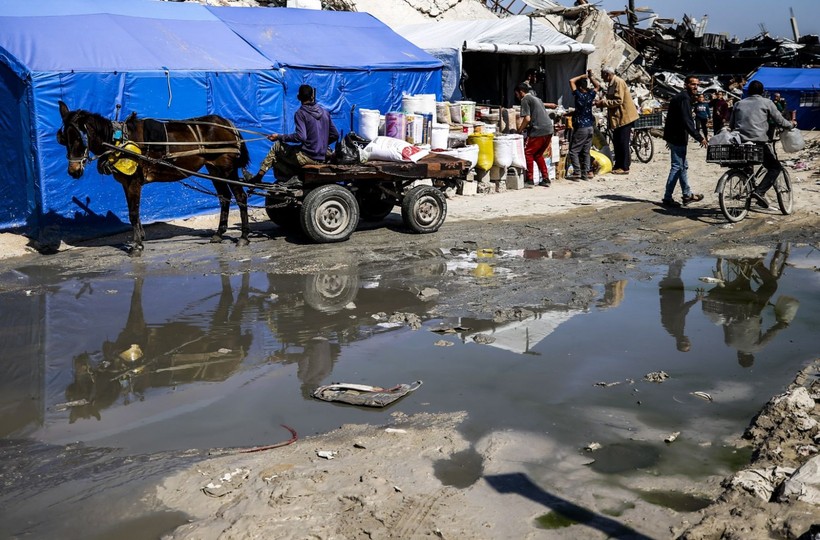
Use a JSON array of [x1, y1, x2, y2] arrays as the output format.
[[433, 447, 484, 488], [585, 442, 662, 474]]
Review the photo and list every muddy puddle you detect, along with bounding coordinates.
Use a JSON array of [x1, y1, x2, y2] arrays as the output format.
[[0, 244, 818, 538]]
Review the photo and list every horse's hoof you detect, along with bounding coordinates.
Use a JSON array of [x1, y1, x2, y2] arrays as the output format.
[[127, 246, 144, 257], [237, 238, 250, 247], [210, 235, 223, 244]]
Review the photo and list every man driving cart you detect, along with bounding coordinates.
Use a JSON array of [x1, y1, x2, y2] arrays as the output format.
[[246, 84, 339, 188]]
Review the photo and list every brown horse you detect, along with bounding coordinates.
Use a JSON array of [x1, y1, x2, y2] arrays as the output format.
[[57, 100, 251, 254]]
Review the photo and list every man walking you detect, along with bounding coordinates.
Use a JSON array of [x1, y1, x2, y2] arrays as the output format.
[[595, 67, 638, 175], [661, 75, 706, 208]]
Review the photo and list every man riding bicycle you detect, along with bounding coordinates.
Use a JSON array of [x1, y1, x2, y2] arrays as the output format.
[[730, 80, 797, 208]]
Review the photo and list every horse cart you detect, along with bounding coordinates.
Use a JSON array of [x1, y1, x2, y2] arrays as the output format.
[[56, 100, 469, 251], [249, 154, 471, 243]]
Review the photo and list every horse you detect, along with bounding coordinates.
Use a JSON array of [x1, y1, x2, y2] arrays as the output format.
[[57, 100, 251, 254]]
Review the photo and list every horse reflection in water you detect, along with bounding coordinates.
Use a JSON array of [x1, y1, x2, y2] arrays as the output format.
[[64, 272, 253, 423], [701, 243, 798, 367]]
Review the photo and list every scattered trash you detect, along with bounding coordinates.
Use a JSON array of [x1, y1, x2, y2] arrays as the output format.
[[585, 442, 602, 452], [472, 333, 496, 345], [691, 391, 713, 402], [317, 450, 337, 460], [202, 468, 249, 498], [664, 432, 681, 443], [353, 442, 366, 449], [385, 428, 407, 434], [434, 339, 454, 347], [698, 276, 725, 284], [417, 287, 439, 300], [344, 302, 356, 310], [269, 293, 279, 301], [393, 485, 402, 492], [312, 381, 423, 407], [594, 381, 622, 388], [644, 371, 670, 383], [105, 289, 118, 294]]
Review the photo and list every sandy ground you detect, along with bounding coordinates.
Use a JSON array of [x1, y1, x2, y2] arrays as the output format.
[[2, 133, 819, 539]]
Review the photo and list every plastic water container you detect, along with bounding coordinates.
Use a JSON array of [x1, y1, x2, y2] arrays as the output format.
[[431, 125, 449, 150], [359, 108, 381, 141]]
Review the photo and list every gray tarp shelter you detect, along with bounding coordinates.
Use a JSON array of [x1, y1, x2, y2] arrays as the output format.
[[394, 16, 595, 107]]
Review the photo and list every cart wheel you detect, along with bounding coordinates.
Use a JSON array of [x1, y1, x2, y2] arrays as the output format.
[[300, 184, 359, 243], [357, 186, 397, 222], [265, 194, 300, 230], [401, 185, 447, 234], [304, 272, 360, 313]]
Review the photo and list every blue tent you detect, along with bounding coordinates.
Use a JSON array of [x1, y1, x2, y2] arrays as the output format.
[[0, 0, 442, 239], [746, 67, 820, 130]]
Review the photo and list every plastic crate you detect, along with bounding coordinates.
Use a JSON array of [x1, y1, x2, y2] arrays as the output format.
[[633, 112, 663, 129], [705, 144, 764, 165]]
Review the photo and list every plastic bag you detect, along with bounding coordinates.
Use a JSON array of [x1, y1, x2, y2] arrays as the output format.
[[708, 128, 741, 146], [780, 129, 805, 153], [333, 132, 370, 165]]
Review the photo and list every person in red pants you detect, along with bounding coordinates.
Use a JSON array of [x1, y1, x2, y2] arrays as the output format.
[[514, 84, 557, 186]]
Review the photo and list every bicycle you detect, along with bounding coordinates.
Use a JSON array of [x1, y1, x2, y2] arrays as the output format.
[[707, 140, 793, 223]]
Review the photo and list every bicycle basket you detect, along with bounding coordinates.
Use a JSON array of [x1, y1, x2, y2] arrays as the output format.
[[705, 144, 764, 165], [633, 112, 664, 130]]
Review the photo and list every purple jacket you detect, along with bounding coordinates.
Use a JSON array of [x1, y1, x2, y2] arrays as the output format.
[[280, 102, 339, 162]]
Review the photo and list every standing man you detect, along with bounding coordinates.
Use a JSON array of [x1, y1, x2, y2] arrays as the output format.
[[731, 80, 797, 208], [514, 84, 557, 186], [567, 70, 600, 180], [709, 90, 730, 135], [694, 94, 711, 141], [248, 84, 339, 187], [595, 67, 639, 175], [662, 75, 706, 208]]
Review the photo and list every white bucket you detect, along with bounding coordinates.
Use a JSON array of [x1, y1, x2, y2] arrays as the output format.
[[431, 124, 449, 150], [402, 95, 422, 116], [416, 94, 437, 120], [359, 108, 381, 141]]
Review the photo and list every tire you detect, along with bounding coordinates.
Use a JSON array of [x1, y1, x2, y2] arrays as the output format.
[[633, 130, 654, 163], [401, 185, 447, 234], [303, 273, 359, 313], [265, 194, 299, 230], [775, 169, 793, 215], [300, 184, 359, 243], [718, 169, 751, 223], [357, 186, 396, 222]]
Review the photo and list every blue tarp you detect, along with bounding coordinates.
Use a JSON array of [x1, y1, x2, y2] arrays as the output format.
[[746, 67, 820, 129], [0, 0, 442, 239]]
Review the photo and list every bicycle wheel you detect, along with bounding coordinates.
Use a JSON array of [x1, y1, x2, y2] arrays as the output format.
[[633, 130, 654, 163], [775, 169, 793, 215], [718, 169, 751, 222]]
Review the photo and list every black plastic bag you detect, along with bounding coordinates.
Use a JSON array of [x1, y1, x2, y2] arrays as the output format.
[[333, 131, 371, 165]]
